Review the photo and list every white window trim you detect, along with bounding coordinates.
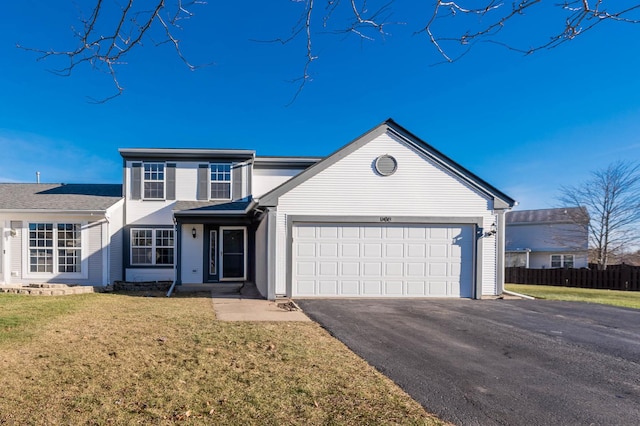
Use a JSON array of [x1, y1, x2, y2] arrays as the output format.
[[209, 163, 233, 201], [550, 254, 575, 268], [142, 162, 166, 200], [130, 228, 175, 266], [22, 222, 88, 280]]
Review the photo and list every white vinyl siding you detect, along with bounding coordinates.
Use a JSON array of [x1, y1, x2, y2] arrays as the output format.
[[274, 131, 498, 296], [252, 167, 307, 198]]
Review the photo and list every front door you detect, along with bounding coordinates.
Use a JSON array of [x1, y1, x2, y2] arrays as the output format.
[[220, 227, 246, 280]]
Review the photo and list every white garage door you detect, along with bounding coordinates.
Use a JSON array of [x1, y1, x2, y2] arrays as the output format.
[[292, 223, 474, 298]]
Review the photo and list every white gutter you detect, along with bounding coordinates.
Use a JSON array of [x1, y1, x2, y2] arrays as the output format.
[[0, 209, 108, 215]]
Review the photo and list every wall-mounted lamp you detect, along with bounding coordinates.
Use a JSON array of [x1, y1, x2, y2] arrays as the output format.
[[10, 229, 17, 237], [483, 223, 497, 237], [192, 227, 197, 239]]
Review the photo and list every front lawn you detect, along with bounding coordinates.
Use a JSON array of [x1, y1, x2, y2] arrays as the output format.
[[0, 293, 443, 425], [506, 284, 640, 310]]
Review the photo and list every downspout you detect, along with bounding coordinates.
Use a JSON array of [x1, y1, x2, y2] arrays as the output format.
[[166, 219, 178, 297], [495, 210, 507, 295]]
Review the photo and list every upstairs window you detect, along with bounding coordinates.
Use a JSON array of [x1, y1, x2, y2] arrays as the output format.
[[143, 163, 165, 199], [551, 254, 574, 268], [210, 163, 231, 200]]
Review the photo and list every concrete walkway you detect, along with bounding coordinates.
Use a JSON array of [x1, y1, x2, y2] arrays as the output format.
[[211, 296, 310, 322]]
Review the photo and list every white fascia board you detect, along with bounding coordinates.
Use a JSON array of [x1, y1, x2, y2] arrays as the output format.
[[0, 209, 108, 216]]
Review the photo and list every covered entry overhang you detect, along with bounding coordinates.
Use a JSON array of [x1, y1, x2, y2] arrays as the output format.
[[173, 199, 259, 285]]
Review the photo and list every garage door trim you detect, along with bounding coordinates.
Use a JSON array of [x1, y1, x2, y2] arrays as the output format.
[[286, 215, 484, 299]]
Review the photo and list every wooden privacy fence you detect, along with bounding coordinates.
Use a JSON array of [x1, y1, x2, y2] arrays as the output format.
[[505, 267, 640, 291]]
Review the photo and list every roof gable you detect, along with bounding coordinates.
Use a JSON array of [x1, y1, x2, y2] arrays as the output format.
[[257, 119, 515, 209]]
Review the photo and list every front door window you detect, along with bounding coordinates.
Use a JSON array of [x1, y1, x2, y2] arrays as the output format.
[[221, 227, 246, 280], [209, 230, 217, 275]]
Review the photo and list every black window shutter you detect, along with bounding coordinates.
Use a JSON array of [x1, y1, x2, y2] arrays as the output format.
[[197, 164, 209, 200], [232, 163, 243, 201], [131, 163, 142, 200], [166, 163, 176, 200]]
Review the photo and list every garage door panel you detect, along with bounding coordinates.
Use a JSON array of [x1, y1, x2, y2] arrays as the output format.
[[297, 242, 316, 257], [385, 227, 404, 238], [407, 227, 427, 239], [297, 280, 316, 295], [363, 280, 382, 295], [385, 262, 403, 276], [341, 243, 360, 257], [429, 281, 448, 296], [428, 263, 447, 277], [429, 227, 448, 239], [296, 226, 317, 238], [430, 244, 448, 258], [406, 263, 425, 277], [341, 262, 360, 275], [385, 281, 403, 295], [341, 280, 360, 295], [319, 243, 338, 257], [407, 281, 425, 295], [292, 223, 473, 298], [364, 227, 383, 239], [363, 243, 382, 257], [319, 280, 338, 295], [341, 227, 360, 238], [363, 262, 382, 276], [407, 244, 426, 257], [298, 262, 316, 276], [385, 244, 404, 257]]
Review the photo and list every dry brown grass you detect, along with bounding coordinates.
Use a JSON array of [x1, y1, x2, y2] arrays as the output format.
[[0, 293, 444, 425]]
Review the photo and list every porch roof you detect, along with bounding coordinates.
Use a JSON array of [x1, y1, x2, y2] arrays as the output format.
[[173, 198, 255, 217]]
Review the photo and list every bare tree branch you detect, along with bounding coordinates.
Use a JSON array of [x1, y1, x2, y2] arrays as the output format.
[[18, 0, 208, 102]]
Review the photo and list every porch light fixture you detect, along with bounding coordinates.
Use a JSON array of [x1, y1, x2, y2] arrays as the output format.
[[192, 227, 197, 239], [484, 223, 497, 237]]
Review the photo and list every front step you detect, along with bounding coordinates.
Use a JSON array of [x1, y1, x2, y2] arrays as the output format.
[[0, 284, 98, 296]]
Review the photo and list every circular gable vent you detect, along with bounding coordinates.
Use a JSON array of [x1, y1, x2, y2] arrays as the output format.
[[374, 155, 398, 176]]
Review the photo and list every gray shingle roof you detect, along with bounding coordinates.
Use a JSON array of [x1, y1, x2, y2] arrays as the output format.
[[0, 184, 122, 211], [506, 207, 589, 224], [173, 199, 253, 214]]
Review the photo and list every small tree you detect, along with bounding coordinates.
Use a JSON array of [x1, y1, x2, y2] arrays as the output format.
[[559, 161, 640, 270]]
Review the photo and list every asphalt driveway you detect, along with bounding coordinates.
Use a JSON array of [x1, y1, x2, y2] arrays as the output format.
[[296, 299, 640, 426]]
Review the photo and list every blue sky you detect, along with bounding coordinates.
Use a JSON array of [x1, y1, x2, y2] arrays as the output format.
[[1, 2, 639, 210]]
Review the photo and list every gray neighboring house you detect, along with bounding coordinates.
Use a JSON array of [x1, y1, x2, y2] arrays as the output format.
[[505, 207, 589, 269], [0, 184, 124, 287]]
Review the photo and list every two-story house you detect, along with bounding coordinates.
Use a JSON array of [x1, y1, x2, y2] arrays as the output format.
[[2, 119, 516, 299], [119, 119, 515, 299], [505, 207, 589, 268]]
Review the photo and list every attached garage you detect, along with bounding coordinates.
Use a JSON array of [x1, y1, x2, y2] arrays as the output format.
[[292, 222, 475, 298], [257, 119, 515, 300]]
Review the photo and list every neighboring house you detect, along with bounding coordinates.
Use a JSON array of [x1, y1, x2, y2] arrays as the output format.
[[505, 207, 589, 269], [0, 184, 124, 286], [1, 119, 516, 299], [121, 119, 515, 299]]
